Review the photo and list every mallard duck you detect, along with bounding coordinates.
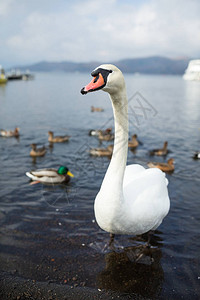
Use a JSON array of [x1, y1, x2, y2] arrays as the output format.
[[30, 144, 46, 157], [149, 141, 168, 156], [89, 144, 113, 156], [193, 152, 200, 159], [0, 127, 20, 137], [128, 134, 139, 148], [48, 131, 70, 143], [91, 106, 104, 112], [81, 64, 170, 243], [26, 166, 74, 184], [147, 158, 175, 173]]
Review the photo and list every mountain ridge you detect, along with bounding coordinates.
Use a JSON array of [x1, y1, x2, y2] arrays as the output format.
[[17, 56, 190, 74]]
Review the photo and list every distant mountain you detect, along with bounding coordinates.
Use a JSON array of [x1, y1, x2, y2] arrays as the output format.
[[18, 56, 190, 75], [116, 56, 190, 74], [24, 60, 100, 73]]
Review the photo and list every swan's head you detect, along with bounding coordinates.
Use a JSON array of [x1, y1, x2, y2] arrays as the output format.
[[81, 64, 125, 96]]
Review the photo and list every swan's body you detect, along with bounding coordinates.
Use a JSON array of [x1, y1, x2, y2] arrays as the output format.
[[26, 166, 74, 184], [0, 127, 19, 137], [81, 64, 170, 236], [30, 143, 46, 157], [48, 131, 70, 143], [147, 158, 175, 173]]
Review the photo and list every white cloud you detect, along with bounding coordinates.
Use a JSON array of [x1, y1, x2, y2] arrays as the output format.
[[1, 0, 200, 67], [0, 0, 14, 16]]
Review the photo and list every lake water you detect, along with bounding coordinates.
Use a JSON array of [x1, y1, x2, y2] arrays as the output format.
[[0, 71, 200, 299]]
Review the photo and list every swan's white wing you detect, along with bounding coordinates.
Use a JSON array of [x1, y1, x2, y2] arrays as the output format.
[[123, 165, 170, 233], [123, 164, 168, 191], [123, 164, 145, 188], [123, 165, 169, 207]]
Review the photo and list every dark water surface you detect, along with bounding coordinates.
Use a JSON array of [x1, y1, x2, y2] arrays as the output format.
[[0, 72, 200, 299]]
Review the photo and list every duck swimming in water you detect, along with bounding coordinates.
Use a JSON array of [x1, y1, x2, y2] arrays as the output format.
[[48, 131, 70, 143], [193, 151, 200, 159], [26, 166, 74, 184], [89, 144, 113, 157], [128, 134, 139, 149], [147, 158, 175, 173], [0, 127, 20, 137], [30, 144, 46, 157], [149, 141, 168, 156]]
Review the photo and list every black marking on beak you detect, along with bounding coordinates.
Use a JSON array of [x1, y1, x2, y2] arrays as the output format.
[[81, 87, 87, 95]]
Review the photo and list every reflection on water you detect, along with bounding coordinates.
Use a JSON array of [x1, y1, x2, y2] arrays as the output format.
[[94, 231, 165, 298], [0, 72, 200, 298], [98, 246, 163, 298]]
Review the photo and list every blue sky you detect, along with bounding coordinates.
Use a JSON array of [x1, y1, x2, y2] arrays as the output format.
[[0, 0, 200, 68]]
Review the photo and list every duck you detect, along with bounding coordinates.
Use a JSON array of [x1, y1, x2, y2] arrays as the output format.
[[26, 166, 74, 184], [89, 128, 112, 137], [0, 127, 20, 137], [193, 151, 200, 159], [98, 128, 114, 141], [147, 158, 175, 173], [89, 144, 114, 157], [89, 129, 101, 136], [91, 106, 104, 112], [48, 131, 70, 143], [149, 141, 168, 156], [81, 64, 170, 243], [30, 144, 46, 157], [128, 134, 139, 148]]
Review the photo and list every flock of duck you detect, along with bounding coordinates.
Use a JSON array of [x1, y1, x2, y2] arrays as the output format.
[[88, 128, 175, 172], [1, 63, 199, 245], [0, 128, 74, 184], [1, 125, 174, 185]]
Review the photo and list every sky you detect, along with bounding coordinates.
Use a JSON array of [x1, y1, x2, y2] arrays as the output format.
[[0, 0, 200, 68]]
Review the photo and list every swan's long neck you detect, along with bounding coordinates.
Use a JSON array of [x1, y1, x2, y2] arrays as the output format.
[[100, 89, 128, 198]]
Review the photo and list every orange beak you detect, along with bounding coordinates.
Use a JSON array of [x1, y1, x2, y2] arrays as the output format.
[[81, 73, 105, 94]]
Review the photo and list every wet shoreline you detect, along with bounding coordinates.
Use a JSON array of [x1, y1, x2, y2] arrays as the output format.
[[0, 271, 145, 300]]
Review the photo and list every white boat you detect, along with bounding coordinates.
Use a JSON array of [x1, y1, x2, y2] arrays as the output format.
[[183, 59, 200, 81]]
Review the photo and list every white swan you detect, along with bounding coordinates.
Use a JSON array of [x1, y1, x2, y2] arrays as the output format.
[[81, 64, 170, 238]]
